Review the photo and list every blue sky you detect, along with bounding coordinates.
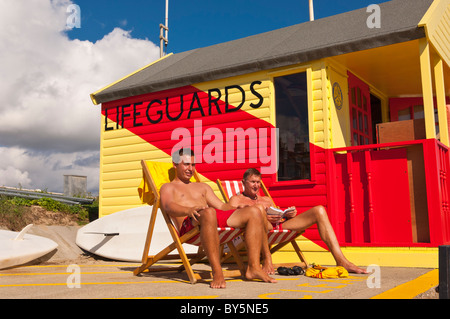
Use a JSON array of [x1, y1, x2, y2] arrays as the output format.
[[67, 0, 387, 53]]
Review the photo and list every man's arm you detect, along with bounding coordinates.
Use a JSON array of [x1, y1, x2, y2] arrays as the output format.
[[229, 195, 248, 208], [205, 184, 238, 211]]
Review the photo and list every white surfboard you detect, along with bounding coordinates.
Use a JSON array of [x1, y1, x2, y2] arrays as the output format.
[[75, 206, 197, 262], [0, 224, 58, 270]]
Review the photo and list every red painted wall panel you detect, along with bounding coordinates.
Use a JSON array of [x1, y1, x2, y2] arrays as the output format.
[[102, 85, 277, 183], [333, 148, 413, 245]]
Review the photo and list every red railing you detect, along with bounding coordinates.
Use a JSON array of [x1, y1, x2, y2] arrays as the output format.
[[326, 139, 450, 247], [436, 141, 450, 243]]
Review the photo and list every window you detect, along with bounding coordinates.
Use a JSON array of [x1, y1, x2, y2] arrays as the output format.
[[390, 97, 440, 136], [274, 72, 310, 181], [348, 72, 372, 146]]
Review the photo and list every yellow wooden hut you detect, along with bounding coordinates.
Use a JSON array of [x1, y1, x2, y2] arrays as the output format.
[[91, 0, 450, 267]]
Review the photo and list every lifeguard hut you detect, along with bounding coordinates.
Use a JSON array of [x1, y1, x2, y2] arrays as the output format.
[[91, 0, 450, 267]]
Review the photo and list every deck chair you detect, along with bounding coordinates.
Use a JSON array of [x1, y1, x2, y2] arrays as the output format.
[[217, 179, 308, 267], [134, 160, 246, 284]]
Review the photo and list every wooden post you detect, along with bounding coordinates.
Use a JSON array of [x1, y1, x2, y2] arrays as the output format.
[[419, 38, 436, 140], [433, 55, 449, 146]]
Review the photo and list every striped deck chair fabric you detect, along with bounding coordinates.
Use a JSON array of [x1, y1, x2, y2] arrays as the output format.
[[185, 225, 241, 246], [217, 179, 308, 266]]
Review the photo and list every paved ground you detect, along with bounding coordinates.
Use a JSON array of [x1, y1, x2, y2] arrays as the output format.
[[0, 225, 440, 302], [0, 260, 438, 300]]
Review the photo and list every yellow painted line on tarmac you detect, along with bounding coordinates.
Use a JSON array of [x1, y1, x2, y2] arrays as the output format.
[[259, 292, 313, 299], [0, 279, 183, 288], [0, 263, 191, 276], [297, 282, 348, 289], [259, 292, 281, 299], [0, 263, 186, 271], [280, 288, 334, 294], [274, 277, 300, 281], [371, 269, 438, 299], [321, 277, 366, 284], [0, 271, 131, 276], [2, 264, 138, 268]]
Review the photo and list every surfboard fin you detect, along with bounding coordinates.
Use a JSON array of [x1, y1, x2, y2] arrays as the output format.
[[83, 231, 120, 237], [13, 224, 34, 241]]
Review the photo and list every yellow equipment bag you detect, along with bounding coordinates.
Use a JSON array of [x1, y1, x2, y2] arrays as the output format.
[[305, 265, 348, 279]]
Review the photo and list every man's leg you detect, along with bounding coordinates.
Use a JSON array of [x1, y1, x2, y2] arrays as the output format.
[[282, 205, 367, 274], [253, 204, 275, 274], [227, 206, 277, 283], [197, 207, 226, 288]]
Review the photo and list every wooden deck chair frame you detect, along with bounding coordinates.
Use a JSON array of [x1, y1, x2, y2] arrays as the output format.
[[133, 161, 246, 284], [216, 179, 308, 267]]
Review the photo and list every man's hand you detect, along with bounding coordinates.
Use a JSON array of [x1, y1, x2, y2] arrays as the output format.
[[266, 214, 282, 224], [284, 206, 297, 219], [186, 206, 206, 222]]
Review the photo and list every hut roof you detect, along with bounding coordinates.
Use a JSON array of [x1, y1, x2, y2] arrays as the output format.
[[91, 0, 433, 104]]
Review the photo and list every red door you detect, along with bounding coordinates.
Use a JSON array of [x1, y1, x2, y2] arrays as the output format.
[[348, 72, 372, 146]]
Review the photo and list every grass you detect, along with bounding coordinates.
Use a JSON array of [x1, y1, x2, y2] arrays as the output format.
[[0, 195, 97, 231]]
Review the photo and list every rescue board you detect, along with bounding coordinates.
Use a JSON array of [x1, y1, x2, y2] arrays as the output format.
[[75, 206, 197, 262], [0, 224, 58, 270]]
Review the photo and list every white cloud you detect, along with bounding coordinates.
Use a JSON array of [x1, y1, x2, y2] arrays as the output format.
[[0, 0, 160, 194], [0, 146, 100, 194], [0, 167, 31, 189]]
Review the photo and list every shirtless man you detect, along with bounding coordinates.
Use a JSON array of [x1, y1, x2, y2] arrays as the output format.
[[160, 149, 277, 288], [229, 168, 368, 275]]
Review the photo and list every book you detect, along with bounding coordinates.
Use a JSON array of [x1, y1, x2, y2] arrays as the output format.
[[266, 206, 295, 217]]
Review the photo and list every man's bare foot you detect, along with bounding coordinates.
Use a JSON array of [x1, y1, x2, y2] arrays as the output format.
[[245, 266, 277, 283], [262, 260, 275, 275], [338, 260, 368, 274], [210, 271, 226, 288]]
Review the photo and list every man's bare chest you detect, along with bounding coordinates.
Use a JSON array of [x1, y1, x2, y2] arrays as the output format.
[[172, 184, 207, 204], [240, 195, 271, 207]]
